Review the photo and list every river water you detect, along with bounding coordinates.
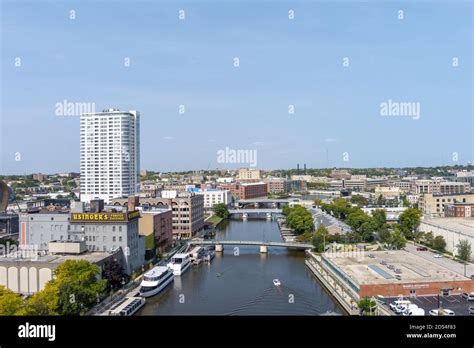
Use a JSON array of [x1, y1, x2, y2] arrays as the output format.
[[137, 219, 342, 315]]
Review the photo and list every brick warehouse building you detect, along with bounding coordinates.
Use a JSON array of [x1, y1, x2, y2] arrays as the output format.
[[220, 182, 268, 200], [321, 250, 474, 298]]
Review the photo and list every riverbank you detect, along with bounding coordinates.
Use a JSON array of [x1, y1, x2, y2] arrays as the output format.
[[90, 242, 187, 315], [205, 215, 224, 226], [304, 251, 393, 316], [137, 220, 342, 315]]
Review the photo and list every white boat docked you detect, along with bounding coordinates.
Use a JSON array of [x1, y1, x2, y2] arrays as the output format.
[[167, 253, 191, 276], [273, 279, 281, 286], [108, 296, 145, 316], [138, 266, 174, 298]]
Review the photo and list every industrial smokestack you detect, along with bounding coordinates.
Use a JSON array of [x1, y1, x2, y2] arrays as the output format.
[[297, 163, 300, 175], [304, 163, 306, 174]]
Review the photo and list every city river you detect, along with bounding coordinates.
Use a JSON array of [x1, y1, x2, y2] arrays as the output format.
[[137, 219, 343, 315]]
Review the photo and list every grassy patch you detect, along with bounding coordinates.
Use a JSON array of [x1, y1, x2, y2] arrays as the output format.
[[206, 215, 224, 225]]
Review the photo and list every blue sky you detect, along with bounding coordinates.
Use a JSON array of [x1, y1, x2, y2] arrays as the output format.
[[1, 0, 472, 174]]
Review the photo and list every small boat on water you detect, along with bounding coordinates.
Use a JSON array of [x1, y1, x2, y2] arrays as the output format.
[[273, 279, 281, 286], [167, 253, 191, 276], [203, 249, 215, 262], [139, 266, 174, 298]]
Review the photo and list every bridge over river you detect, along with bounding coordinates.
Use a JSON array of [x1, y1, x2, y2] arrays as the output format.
[[189, 239, 313, 253]]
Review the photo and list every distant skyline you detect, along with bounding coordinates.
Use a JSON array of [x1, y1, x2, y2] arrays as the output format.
[[1, 0, 473, 174]]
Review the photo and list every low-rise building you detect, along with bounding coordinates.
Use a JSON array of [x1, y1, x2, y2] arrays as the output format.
[[419, 193, 474, 217], [19, 199, 146, 275], [265, 178, 286, 193], [316, 250, 474, 298], [221, 182, 268, 200], [445, 203, 474, 218], [374, 186, 401, 199], [411, 179, 471, 195], [189, 188, 230, 209], [284, 180, 307, 192], [237, 168, 261, 180], [0, 245, 122, 295], [19, 207, 70, 251], [391, 180, 412, 192], [330, 169, 351, 180], [139, 208, 173, 254], [452, 171, 474, 189], [111, 194, 204, 239]]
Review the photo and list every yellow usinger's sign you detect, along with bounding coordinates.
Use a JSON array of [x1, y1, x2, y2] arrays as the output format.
[[71, 210, 140, 222]]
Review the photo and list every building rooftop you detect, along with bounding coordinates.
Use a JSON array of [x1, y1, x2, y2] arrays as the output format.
[[422, 217, 474, 237], [0, 250, 113, 264], [429, 192, 474, 197], [324, 250, 470, 287]]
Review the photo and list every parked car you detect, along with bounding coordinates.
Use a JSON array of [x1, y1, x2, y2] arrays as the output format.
[[380, 260, 387, 265], [461, 292, 474, 301], [416, 246, 428, 251], [469, 306, 474, 315], [403, 307, 425, 316], [470, 274, 474, 280], [395, 275, 402, 280], [390, 300, 411, 311], [429, 309, 455, 316], [434, 254, 443, 258], [368, 253, 375, 258], [395, 304, 412, 314]]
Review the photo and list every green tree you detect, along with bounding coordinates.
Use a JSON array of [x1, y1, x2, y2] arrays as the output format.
[[372, 209, 387, 231], [0, 285, 25, 315], [313, 198, 322, 206], [312, 224, 329, 252], [53, 260, 106, 315], [456, 239, 472, 262], [358, 297, 376, 315], [25, 283, 59, 315], [402, 196, 410, 207], [350, 195, 368, 207], [286, 205, 314, 235], [346, 209, 376, 242], [102, 259, 126, 290], [387, 227, 406, 249], [212, 203, 229, 219], [423, 231, 434, 246], [376, 195, 384, 206], [432, 236, 446, 252], [282, 205, 291, 216], [378, 226, 391, 243], [398, 208, 421, 240], [414, 231, 425, 244]]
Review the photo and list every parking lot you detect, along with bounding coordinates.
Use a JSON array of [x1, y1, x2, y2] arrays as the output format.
[[386, 295, 474, 316]]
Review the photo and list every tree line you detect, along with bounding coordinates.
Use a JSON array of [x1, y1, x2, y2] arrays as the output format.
[[0, 259, 126, 315]]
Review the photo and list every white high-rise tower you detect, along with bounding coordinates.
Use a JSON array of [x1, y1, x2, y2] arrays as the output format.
[[80, 108, 140, 203]]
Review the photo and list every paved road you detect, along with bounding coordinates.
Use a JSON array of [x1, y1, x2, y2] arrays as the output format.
[[404, 243, 474, 278]]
